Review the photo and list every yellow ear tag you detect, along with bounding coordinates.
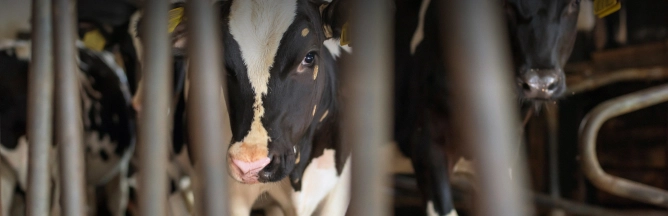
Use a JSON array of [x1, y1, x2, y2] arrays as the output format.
[[83, 29, 106, 51], [340, 22, 350, 46], [594, 0, 621, 18], [168, 7, 185, 33]]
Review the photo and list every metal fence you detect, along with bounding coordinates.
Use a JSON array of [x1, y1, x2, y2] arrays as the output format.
[[24, 0, 528, 215]]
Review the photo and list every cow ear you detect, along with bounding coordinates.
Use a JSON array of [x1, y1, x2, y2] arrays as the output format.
[[317, 0, 350, 42]]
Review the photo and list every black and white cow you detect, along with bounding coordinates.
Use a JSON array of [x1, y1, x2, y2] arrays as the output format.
[[131, 0, 352, 215], [393, 0, 581, 215], [0, 40, 136, 216]]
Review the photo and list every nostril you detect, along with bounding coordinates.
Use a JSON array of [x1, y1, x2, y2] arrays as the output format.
[[547, 82, 558, 91], [522, 83, 531, 91]]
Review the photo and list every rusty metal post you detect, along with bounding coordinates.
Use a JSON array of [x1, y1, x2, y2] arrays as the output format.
[[185, 0, 230, 215], [344, 0, 393, 215], [580, 84, 668, 207], [439, 0, 531, 215], [53, 0, 86, 214], [137, 0, 172, 215], [27, 0, 54, 215]]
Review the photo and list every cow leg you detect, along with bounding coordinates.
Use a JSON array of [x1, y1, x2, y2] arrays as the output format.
[[411, 133, 457, 216], [103, 165, 129, 216], [1, 160, 18, 216]]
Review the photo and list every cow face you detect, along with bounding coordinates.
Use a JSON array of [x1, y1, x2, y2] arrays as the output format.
[[505, 0, 580, 100], [212, 0, 344, 184]]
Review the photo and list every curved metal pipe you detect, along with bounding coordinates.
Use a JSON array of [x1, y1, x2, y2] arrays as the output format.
[[579, 83, 668, 207]]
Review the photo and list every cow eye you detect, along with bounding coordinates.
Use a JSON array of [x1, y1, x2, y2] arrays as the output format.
[[301, 52, 316, 66]]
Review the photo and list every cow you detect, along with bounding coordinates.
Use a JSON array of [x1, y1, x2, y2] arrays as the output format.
[[130, 0, 352, 215], [393, 0, 582, 215], [76, 0, 141, 95], [0, 40, 136, 216]]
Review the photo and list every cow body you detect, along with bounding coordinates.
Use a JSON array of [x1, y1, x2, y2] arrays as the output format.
[[393, 0, 581, 215], [0, 41, 135, 216]]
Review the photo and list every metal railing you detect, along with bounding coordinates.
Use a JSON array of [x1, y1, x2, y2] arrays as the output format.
[[439, 0, 531, 215], [23, 0, 531, 215], [53, 0, 87, 215], [137, 0, 171, 215], [580, 84, 668, 208], [26, 0, 53, 215]]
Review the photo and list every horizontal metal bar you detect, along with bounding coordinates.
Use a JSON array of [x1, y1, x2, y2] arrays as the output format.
[[185, 0, 230, 215], [137, 0, 172, 215], [53, 0, 86, 214], [532, 193, 668, 216], [580, 83, 668, 207], [27, 0, 54, 215], [567, 66, 668, 95]]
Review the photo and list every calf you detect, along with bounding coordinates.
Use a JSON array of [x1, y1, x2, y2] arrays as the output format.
[[0, 41, 136, 216], [393, 0, 581, 215], [130, 1, 352, 215]]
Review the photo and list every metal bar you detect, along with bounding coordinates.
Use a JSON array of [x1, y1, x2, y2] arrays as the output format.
[[53, 0, 86, 214], [439, 0, 531, 215], [567, 67, 668, 95], [137, 0, 172, 215], [185, 0, 229, 215], [545, 104, 560, 199], [532, 193, 668, 216], [27, 0, 54, 214], [580, 83, 668, 207], [344, 0, 392, 215]]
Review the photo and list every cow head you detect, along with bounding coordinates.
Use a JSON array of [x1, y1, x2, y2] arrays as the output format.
[[504, 0, 580, 100], [219, 0, 347, 184], [155, 0, 347, 184]]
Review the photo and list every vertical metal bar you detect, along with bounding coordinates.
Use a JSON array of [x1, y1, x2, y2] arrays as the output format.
[[439, 0, 530, 215], [137, 0, 172, 215], [344, 0, 392, 215], [27, 0, 53, 215], [53, 0, 86, 215], [546, 104, 562, 216], [545, 104, 560, 199], [185, 0, 229, 215]]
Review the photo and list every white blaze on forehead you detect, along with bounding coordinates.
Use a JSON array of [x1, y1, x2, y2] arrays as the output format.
[[227, 0, 297, 161]]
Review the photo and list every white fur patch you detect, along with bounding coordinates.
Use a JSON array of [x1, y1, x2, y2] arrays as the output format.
[[427, 201, 438, 216], [410, 0, 431, 55], [446, 209, 459, 216], [291, 149, 339, 215], [227, 0, 297, 160], [323, 38, 352, 59], [0, 136, 29, 190], [427, 201, 459, 216]]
